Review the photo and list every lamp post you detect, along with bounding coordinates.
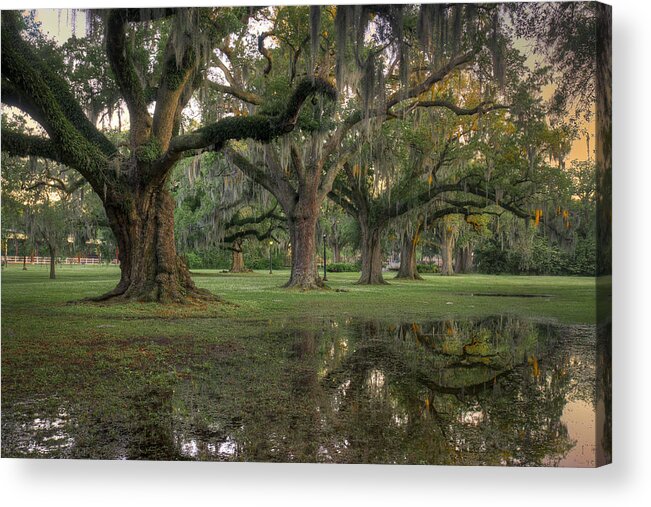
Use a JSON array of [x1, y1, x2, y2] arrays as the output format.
[[269, 239, 274, 274], [322, 233, 328, 281]]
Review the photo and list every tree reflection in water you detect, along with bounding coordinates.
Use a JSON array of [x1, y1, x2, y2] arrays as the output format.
[[314, 317, 578, 465], [166, 316, 602, 466], [3, 316, 605, 465]]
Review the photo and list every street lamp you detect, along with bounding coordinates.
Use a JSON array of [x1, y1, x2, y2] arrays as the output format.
[[322, 233, 328, 282], [269, 239, 274, 274]]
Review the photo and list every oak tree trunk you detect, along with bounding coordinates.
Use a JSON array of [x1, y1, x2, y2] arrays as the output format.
[[99, 185, 211, 302], [285, 199, 322, 289], [229, 241, 246, 273], [440, 227, 455, 276], [48, 244, 56, 279], [395, 226, 423, 280], [454, 245, 474, 274], [333, 240, 341, 263], [358, 218, 386, 285]]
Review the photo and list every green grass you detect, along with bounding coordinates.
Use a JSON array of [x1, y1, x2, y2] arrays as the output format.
[[3, 263, 596, 322], [0, 264, 597, 460]]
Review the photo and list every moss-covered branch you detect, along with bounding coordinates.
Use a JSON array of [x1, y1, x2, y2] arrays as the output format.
[[209, 81, 262, 106], [386, 50, 477, 110], [222, 205, 286, 246], [166, 77, 336, 155], [1, 129, 60, 162], [25, 175, 87, 195], [1, 12, 117, 159], [222, 223, 284, 246], [152, 47, 198, 150], [1, 78, 48, 126], [320, 54, 478, 167], [391, 100, 509, 119], [1, 12, 111, 189], [225, 204, 284, 229], [258, 32, 274, 76]]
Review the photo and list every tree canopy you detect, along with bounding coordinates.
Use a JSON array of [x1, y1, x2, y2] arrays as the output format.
[[1, 4, 608, 298]]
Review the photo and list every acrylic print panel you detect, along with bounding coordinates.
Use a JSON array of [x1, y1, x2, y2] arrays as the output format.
[[0, 2, 611, 466]]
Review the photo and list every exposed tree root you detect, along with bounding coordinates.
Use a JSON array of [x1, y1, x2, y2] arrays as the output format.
[[394, 272, 424, 281], [80, 283, 220, 304], [282, 277, 327, 290], [355, 277, 389, 286]]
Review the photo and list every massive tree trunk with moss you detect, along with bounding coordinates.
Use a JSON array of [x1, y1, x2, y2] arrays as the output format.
[[396, 218, 424, 281], [1, 9, 335, 302], [101, 186, 204, 301], [283, 181, 323, 289], [357, 215, 387, 285], [225, 146, 335, 290], [286, 207, 321, 289]]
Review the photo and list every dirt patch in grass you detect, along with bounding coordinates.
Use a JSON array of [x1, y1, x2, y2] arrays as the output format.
[[205, 341, 245, 357], [458, 292, 554, 298]]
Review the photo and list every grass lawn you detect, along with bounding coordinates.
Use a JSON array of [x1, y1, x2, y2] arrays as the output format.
[[2, 263, 596, 325], [1, 264, 598, 460]]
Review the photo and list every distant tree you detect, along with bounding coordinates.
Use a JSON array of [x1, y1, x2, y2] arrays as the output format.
[[172, 152, 285, 272], [28, 198, 71, 279], [1, 149, 90, 279]]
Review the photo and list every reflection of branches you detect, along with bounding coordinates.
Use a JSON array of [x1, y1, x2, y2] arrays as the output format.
[[316, 317, 579, 465]]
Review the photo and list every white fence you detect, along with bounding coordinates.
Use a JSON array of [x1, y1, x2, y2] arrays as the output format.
[[2, 255, 119, 265]]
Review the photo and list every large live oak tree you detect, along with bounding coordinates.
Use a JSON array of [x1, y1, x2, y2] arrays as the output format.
[[328, 96, 542, 285], [218, 4, 506, 289], [1, 9, 335, 301], [331, 158, 531, 284]]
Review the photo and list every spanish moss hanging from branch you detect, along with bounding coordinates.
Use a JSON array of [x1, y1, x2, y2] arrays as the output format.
[[309, 5, 320, 79]]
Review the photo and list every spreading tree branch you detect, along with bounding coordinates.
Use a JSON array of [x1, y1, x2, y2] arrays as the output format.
[[223, 147, 296, 213], [164, 77, 336, 161], [321, 51, 479, 164], [391, 100, 509, 119], [1, 130, 60, 162], [209, 81, 262, 106], [225, 203, 284, 228], [222, 222, 285, 246], [1, 12, 113, 190], [385, 50, 477, 110], [258, 32, 273, 75], [105, 9, 153, 146], [24, 175, 87, 195]]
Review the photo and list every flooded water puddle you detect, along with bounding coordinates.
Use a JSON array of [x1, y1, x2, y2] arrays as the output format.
[[1, 316, 610, 465], [2, 400, 75, 457]]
